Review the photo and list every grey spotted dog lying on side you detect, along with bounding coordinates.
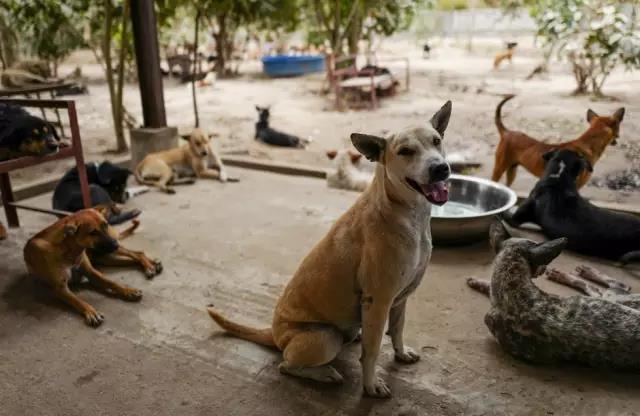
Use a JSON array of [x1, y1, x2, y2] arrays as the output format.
[[467, 220, 640, 370]]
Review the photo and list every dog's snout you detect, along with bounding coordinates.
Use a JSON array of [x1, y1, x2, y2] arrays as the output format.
[[430, 163, 450, 182]]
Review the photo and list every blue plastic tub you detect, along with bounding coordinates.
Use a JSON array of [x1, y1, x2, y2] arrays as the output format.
[[261, 55, 325, 77]]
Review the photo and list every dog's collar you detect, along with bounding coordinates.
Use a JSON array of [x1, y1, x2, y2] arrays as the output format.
[[549, 161, 566, 179]]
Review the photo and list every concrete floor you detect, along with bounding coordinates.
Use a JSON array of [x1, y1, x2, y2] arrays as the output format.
[[2, 168, 640, 416]]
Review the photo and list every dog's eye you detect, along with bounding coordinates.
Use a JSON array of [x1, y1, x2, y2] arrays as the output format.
[[433, 137, 441, 146], [397, 147, 415, 156]]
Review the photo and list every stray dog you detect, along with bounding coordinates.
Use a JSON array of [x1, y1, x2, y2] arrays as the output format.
[[422, 43, 431, 59], [23, 208, 157, 327], [326, 148, 374, 192], [208, 101, 453, 398], [0, 103, 60, 161], [255, 106, 309, 148], [493, 42, 517, 70], [503, 149, 640, 264], [492, 94, 624, 188], [53, 161, 140, 225], [467, 220, 640, 370], [134, 128, 228, 193]]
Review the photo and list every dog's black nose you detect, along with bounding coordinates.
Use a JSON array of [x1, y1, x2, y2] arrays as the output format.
[[430, 163, 450, 182], [46, 141, 59, 151]]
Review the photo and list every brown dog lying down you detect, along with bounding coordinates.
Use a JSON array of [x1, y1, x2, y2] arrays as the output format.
[[23, 207, 161, 327], [492, 94, 625, 188]]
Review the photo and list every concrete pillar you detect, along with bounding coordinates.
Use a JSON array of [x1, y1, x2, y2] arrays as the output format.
[[129, 127, 178, 169]]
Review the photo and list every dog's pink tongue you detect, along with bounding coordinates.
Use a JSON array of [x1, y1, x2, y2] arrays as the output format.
[[421, 181, 449, 205]]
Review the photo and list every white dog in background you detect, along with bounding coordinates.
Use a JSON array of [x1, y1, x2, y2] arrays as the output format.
[[326, 148, 374, 192]]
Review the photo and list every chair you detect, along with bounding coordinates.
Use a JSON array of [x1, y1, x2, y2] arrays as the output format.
[[0, 98, 91, 228]]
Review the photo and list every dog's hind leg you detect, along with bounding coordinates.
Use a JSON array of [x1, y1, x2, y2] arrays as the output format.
[[502, 198, 536, 227], [77, 253, 143, 300], [619, 251, 640, 267], [93, 246, 162, 278], [278, 326, 344, 384], [505, 165, 518, 187], [546, 268, 603, 297], [466, 277, 490, 296], [491, 150, 508, 183], [575, 265, 631, 293]]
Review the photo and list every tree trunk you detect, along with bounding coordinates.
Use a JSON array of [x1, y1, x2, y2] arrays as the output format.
[[214, 12, 228, 77], [114, 0, 130, 152], [103, 0, 127, 153], [331, 0, 341, 54], [191, 9, 200, 128]]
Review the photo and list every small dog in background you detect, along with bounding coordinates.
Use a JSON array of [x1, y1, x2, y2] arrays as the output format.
[[135, 128, 228, 194], [493, 42, 518, 70], [255, 106, 310, 148], [326, 148, 373, 192], [422, 43, 431, 59], [0, 103, 60, 161], [53, 161, 141, 225]]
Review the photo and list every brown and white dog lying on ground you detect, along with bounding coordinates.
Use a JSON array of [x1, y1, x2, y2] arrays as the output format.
[[134, 128, 228, 193], [491, 94, 625, 188], [207, 101, 453, 398], [23, 207, 161, 327], [325, 148, 374, 192]]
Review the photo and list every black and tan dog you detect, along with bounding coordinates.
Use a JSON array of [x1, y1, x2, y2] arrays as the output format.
[[23, 207, 161, 327], [0, 103, 60, 161]]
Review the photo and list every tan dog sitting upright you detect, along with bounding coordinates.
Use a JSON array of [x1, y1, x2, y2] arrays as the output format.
[[492, 94, 625, 188], [23, 208, 156, 327], [134, 128, 227, 194], [208, 101, 453, 398]]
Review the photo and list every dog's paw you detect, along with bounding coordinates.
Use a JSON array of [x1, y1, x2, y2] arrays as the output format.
[[219, 170, 228, 182], [394, 347, 420, 364], [164, 188, 176, 195], [153, 260, 163, 275], [363, 377, 392, 399], [121, 287, 143, 302], [84, 308, 104, 327]]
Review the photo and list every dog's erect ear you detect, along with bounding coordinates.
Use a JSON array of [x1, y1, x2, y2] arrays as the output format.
[[528, 238, 567, 266], [586, 109, 598, 123], [349, 151, 362, 164], [326, 149, 338, 160], [208, 132, 219, 141], [180, 133, 191, 142], [63, 223, 78, 238], [542, 150, 557, 163], [613, 107, 625, 123], [350, 133, 386, 162], [489, 219, 510, 254], [93, 204, 117, 218], [430, 100, 452, 138], [255, 105, 261, 112]]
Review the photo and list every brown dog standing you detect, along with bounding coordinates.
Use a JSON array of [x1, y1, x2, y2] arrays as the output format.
[[24, 208, 144, 327], [492, 94, 625, 188]]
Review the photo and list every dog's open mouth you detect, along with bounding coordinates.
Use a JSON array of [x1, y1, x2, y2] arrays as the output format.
[[406, 178, 449, 205]]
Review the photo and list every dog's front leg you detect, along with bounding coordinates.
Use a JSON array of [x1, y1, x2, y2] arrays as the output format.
[[360, 295, 392, 398], [387, 300, 420, 364], [78, 253, 142, 301], [208, 149, 228, 182]]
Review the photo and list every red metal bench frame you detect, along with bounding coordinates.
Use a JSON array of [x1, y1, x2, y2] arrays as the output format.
[[0, 98, 91, 228]]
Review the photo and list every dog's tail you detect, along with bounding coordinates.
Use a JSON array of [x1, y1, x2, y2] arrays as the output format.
[[207, 306, 277, 348], [495, 94, 515, 135]]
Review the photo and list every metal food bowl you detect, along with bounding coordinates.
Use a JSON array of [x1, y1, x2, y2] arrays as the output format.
[[431, 174, 517, 246]]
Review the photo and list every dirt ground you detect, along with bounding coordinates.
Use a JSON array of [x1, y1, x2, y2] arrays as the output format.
[[3, 168, 640, 416], [7, 35, 640, 206]]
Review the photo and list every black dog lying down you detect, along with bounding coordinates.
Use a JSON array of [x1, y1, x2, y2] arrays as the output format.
[[254, 106, 308, 148], [0, 103, 60, 161], [468, 220, 640, 371], [504, 149, 640, 265], [53, 161, 140, 225]]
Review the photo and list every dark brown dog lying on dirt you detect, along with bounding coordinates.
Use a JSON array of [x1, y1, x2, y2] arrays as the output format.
[[492, 94, 625, 188], [23, 206, 161, 327]]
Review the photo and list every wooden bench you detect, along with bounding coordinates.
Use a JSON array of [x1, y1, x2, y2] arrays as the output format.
[[0, 98, 91, 229]]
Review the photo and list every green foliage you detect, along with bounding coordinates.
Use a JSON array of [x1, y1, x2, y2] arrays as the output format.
[[530, 0, 640, 95], [3, 0, 85, 69]]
